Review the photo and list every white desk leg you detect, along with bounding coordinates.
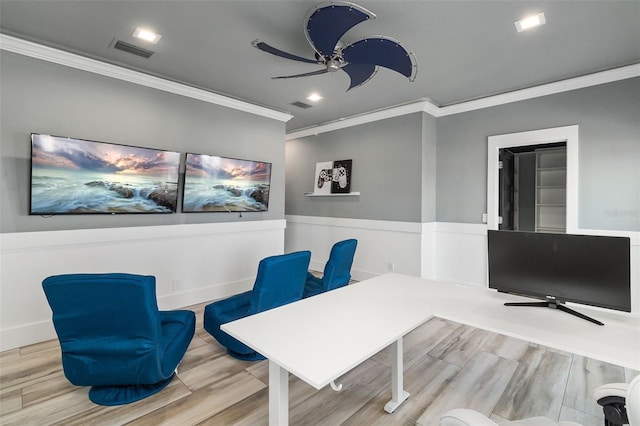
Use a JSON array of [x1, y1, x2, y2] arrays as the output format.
[[269, 360, 289, 426], [384, 337, 410, 413]]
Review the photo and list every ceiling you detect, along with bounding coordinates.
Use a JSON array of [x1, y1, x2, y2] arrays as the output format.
[[1, 1, 639, 132]]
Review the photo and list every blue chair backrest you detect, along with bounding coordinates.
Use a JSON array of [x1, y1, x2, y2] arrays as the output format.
[[42, 273, 163, 386], [322, 239, 358, 291], [248, 251, 311, 315]]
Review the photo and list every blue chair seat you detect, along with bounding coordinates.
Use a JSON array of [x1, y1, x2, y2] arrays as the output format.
[[303, 239, 357, 298], [304, 273, 325, 296], [42, 273, 195, 406], [204, 251, 311, 360]]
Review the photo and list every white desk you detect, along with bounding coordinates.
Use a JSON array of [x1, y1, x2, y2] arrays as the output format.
[[221, 273, 640, 425]]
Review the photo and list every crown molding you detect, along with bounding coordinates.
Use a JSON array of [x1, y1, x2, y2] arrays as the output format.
[[286, 62, 640, 138], [286, 99, 435, 140], [0, 34, 293, 123], [3, 34, 637, 133], [437, 64, 640, 117]]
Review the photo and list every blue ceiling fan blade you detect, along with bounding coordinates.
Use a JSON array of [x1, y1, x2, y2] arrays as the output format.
[[272, 68, 330, 79], [305, 2, 375, 57], [342, 37, 417, 80], [341, 63, 377, 90], [252, 40, 320, 64]]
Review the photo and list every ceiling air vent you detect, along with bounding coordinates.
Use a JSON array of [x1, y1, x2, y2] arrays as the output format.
[[291, 101, 312, 109], [112, 40, 154, 58]]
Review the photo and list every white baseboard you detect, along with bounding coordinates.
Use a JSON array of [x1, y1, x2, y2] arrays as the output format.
[[1, 321, 56, 352]]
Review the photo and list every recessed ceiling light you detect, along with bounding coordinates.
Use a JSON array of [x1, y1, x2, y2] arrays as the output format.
[[133, 27, 162, 44], [514, 12, 546, 32], [306, 93, 324, 102]]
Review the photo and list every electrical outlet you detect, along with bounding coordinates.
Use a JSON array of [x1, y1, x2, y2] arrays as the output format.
[[388, 262, 395, 272], [482, 213, 488, 223], [172, 280, 181, 290]]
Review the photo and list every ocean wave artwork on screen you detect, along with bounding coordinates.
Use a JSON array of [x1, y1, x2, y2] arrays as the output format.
[[30, 134, 181, 214], [183, 153, 271, 212]]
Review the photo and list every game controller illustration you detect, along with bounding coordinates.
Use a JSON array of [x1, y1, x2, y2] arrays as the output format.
[[317, 166, 348, 189]]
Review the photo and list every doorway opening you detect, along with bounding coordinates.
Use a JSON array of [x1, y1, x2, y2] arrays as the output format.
[[487, 125, 578, 233], [499, 143, 566, 233]]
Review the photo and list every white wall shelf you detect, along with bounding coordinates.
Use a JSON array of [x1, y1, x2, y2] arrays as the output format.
[[304, 192, 360, 197]]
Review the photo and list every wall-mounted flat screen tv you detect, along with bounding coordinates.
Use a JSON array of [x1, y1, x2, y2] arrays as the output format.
[[182, 153, 271, 212], [487, 230, 631, 325], [30, 133, 181, 214]]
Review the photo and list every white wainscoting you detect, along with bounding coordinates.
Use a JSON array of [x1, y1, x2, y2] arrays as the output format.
[[433, 222, 490, 287], [421, 222, 437, 280], [285, 216, 640, 314], [285, 216, 488, 285], [285, 215, 424, 280], [2, 218, 637, 351], [0, 220, 285, 351]]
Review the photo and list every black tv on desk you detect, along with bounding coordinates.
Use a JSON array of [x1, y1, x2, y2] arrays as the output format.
[[487, 230, 631, 325]]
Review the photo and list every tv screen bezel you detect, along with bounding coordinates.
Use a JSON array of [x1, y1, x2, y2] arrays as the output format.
[[182, 152, 272, 213], [29, 133, 181, 215], [487, 230, 631, 313]]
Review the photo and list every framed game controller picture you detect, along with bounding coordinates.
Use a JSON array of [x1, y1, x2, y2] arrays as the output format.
[[314, 159, 352, 195]]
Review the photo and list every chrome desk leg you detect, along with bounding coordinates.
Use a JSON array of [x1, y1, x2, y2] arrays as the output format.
[[269, 360, 289, 426], [384, 337, 410, 413]]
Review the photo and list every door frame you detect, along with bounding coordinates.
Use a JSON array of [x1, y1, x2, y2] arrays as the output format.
[[487, 125, 579, 233]]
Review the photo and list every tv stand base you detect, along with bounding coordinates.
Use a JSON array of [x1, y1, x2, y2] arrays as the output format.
[[504, 301, 604, 326]]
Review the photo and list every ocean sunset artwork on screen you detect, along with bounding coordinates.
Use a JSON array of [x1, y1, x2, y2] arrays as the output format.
[[30, 134, 181, 214], [182, 153, 271, 212]]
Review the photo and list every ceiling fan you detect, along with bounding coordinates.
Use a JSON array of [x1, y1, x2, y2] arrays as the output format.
[[252, 1, 417, 90]]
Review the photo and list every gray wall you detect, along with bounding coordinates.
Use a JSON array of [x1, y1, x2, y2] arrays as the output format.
[[421, 113, 437, 223], [285, 112, 425, 222], [437, 78, 640, 231], [285, 78, 639, 232], [6, 49, 636, 233], [0, 51, 286, 233]]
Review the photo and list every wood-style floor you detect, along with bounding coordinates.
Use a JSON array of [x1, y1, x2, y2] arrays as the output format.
[[1, 298, 637, 425]]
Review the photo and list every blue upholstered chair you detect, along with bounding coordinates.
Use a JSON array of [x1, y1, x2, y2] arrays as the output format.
[[42, 273, 195, 406], [303, 239, 357, 298], [203, 250, 311, 361]]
